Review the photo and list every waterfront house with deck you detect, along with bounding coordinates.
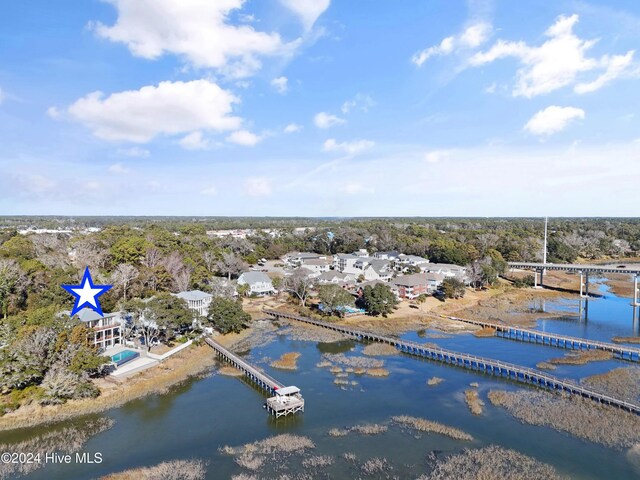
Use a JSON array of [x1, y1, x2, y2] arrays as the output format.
[[238, 271, 276, 296], [175, 290, 213, 317], [71, 309, 124, 351], [393, 273, 444, 299]]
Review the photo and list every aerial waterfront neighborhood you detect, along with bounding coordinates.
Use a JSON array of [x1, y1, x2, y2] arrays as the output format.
[[2, 0, 640, 478]]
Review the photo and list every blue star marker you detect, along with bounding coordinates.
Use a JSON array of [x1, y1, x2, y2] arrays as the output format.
[[62, 267, 112, 317]]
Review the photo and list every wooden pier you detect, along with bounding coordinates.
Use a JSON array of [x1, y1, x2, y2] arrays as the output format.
[[446, 315, 640, 362], [264, 310, 640, 415], [204, 336, 304, 417]]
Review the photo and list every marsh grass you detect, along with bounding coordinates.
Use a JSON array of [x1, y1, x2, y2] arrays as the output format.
[[99, 459, 207, 480], [427, 377, 444, 386], [612, 336, 640, 344], [328, 424, 388, 437], [362, 343, 399, 356], [419, 445, 565, 480], [218, 366, 244, 377], [487, 389, 640, 448], [535, 361, 557, 370], [322, 353, 383, 369], [473, 327, 496, 338], [464, 389, 484, 415], [582, 367, 640, 404], [548, 349, 612, 365], [301, 455, 334, 468], [365, 368, 390, 377], [270, 352, 301, 371], [360, 457, 390, 476], [0, 417, 114, 479], [391, 415, 473, 441]]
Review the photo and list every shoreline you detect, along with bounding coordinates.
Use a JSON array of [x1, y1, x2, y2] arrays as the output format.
[[0, 343, 218, 433], [0, 285, 575, 433]]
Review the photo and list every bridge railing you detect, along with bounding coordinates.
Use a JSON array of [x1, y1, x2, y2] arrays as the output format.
[[446, 316, 640, 355], [264, 309, 640, 413], [205, 336, 283, 390]]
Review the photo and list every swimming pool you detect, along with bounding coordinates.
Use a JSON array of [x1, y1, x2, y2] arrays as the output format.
[[110, 349, 139, 366]]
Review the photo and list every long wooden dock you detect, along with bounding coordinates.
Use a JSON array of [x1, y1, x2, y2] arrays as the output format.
[[204, 336, 304, 416], [446, 315, 640, 362], [264, 310, 640, 415]]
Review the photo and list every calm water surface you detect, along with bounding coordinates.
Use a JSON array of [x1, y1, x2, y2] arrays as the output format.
[[4, 282, 640, 479]]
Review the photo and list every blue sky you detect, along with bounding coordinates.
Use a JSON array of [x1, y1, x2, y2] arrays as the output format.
[[1, 0, 639, 216]]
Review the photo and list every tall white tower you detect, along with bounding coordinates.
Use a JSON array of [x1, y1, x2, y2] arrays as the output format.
[[543, 216, 548, 265]]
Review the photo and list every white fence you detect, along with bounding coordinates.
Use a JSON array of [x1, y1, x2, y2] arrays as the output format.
[[146, 339, 194, 361]]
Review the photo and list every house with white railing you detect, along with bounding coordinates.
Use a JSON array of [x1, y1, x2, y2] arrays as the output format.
[[71, 309, 124, 351], [175, 290, 213, 317]]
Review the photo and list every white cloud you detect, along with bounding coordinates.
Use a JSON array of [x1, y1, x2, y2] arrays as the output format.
[[284, 123, 302, 133], [470, 14, 635, 97], [280, 0, 330, 31], [412, 22, 491, 66], [245, 177, 272, 196], [271, 76, 288, 94], [67, 80, 241, 143], [574, 51, 635, 93], [313, 112, 345, 129], [341, 183, 374, 195], [117, 147, 150, 158], [226, 129, 262, 146], [341, 93, 375, 114], [46, 106, 60, 118], [108, 163, 131, 174], [424, 150, 453, 163], [323, 138, 375, 155], [200, 185, 217, 196], [179, 131, 210, 150], [94, 0, 299, 78], [524, 106, 585, 136]]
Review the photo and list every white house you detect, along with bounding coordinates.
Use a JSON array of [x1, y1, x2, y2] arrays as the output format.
[[373, 251, 402, 261], [238, 271, 275, 296], [397, 254, 430, 270], [300, 257, 332, 274], [316, 271, 357, 285], [423, 263, 467, 280], [71, 309, 123, 351], [282, 252, 326, 267], [333, 253, 360, 272], [175, 290, 213, 317], [345, 258, 394, 282]]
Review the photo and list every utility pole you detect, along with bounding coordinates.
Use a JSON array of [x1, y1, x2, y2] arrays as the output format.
[[539, 216, 548, 287], [543, 216, 548, 265]]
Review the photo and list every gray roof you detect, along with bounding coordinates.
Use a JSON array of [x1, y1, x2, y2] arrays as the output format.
[[424, 263, 466, 271], [374, 251, 401, 258], [393, 273, 443, 287], [317, 271, 354, 281], [358, 280, 397, 290], [301, 258, 331, 266], [335, 253, 359, 260], [239, 271, 273, 285], [399, 255, 429, 263], [175, 290, 212, 301], [368, 259, 392, 273], [65, 309, 121, 323]]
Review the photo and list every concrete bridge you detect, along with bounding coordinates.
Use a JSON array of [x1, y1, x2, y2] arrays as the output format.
[[446, 315, 640, 361], [264, 310, 640, 415], [507, 261, 640, 305]]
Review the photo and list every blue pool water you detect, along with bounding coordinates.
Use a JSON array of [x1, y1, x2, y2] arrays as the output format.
[[110, 349, 139, 366]]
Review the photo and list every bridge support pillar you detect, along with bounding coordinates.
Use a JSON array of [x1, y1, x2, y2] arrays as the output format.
[[580, 271, 590, 298], [632, 275, 639, 307]]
